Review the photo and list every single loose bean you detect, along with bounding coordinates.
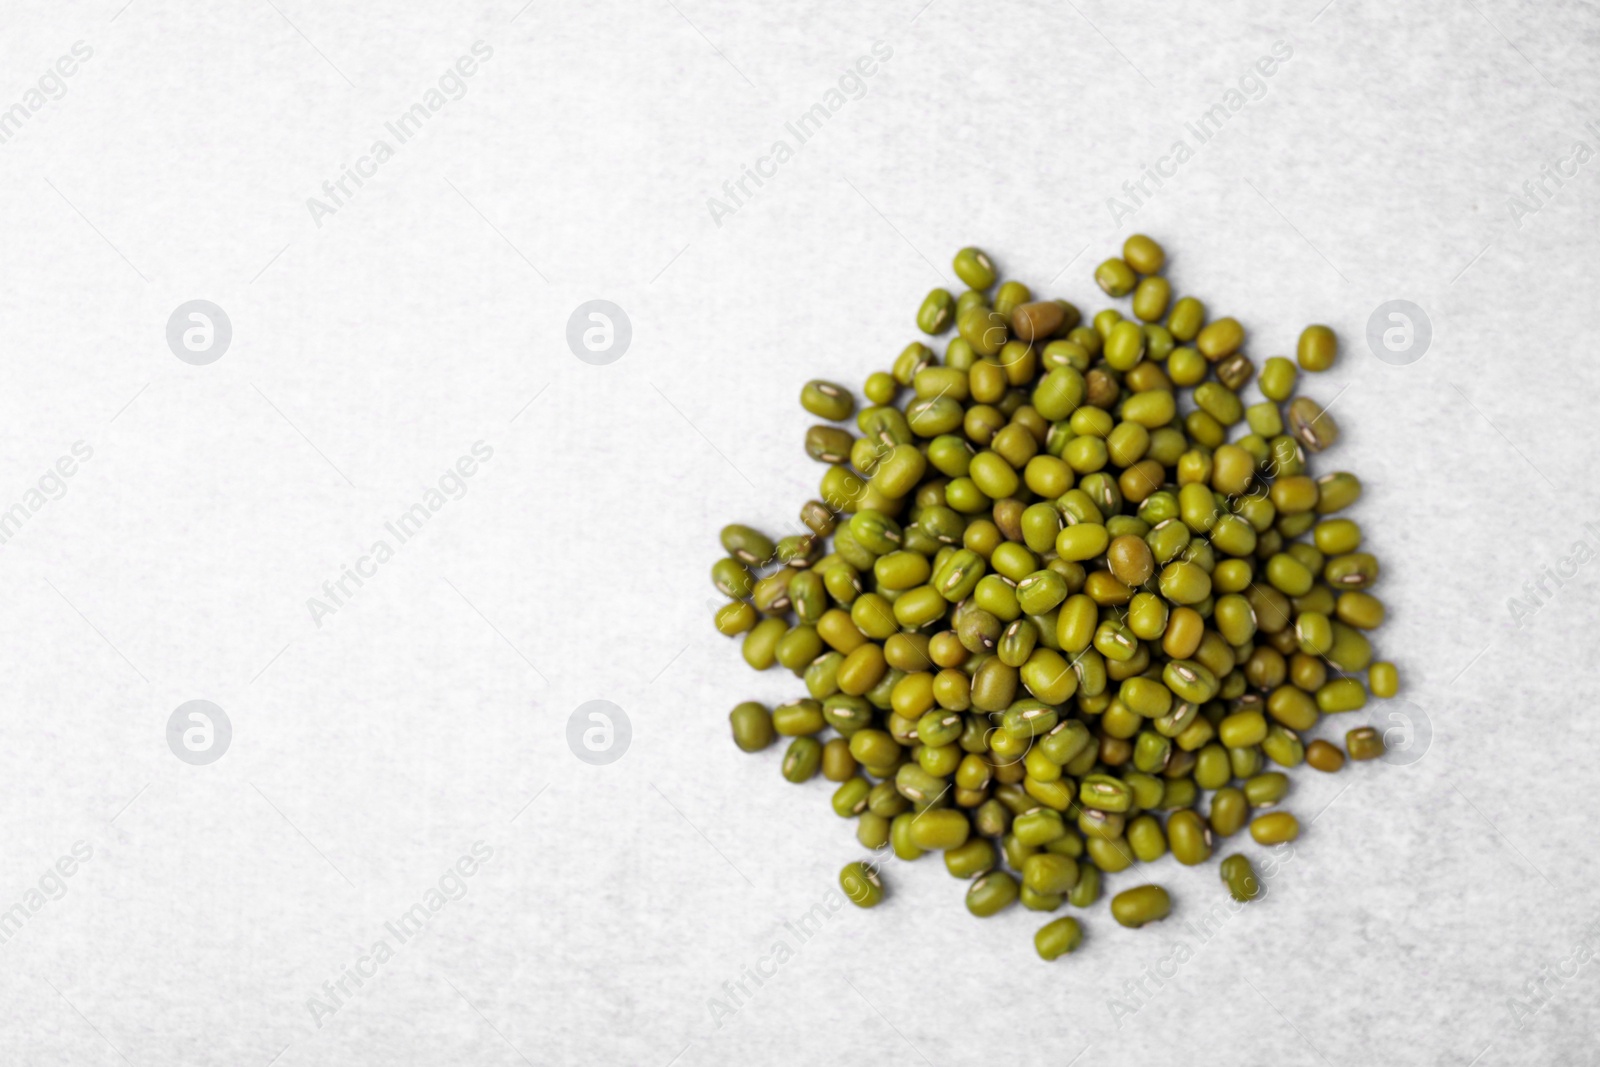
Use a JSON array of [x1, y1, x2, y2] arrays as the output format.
[[958, 306, 1010, 358], [1167, 809, 1213, 866], [1023, 852, 1080, 895], [773, 699, 826, 736], [1132, 276, 1171, 323], [994, 281, 1031, 319], [1297, 324, 1337, 372], [910, 808, 971, 851], [1337, 591, 1385, 629], [1219, 710, 1268, 748], [890, 814, 923, 861], [782, 737, 822, 783], [1035, 916, 1084, 960], [1250, 811, 1300, 844], [832, 777, 870, 817], [1317, 677, 1369, 713], [742, 617, 788, 670], [1080, 773, 1134, 813], [1288, 396, 1339, 452], [953, 246, 997, 289], [1208, 787, 1249, 837], [1196, 317, 1243, 360], [1111, 884, 1172, 928], [1012, 300, 1066, 342], [1346, 726, 1385, 761], [801, 380, 855, 421], [1095, 258, 1137, 297], [720, 524, 775, 568], [1167, 296, 1205, 341], [1244, 771, 1289, 807], [821, 737, 857, 781], [1220, 854, 1261, 902], [715, 600, 757, 635], [918, 289, 955, 335], [1370, 661, 1399, 697], [966, 870, 1020, 916], [711, 557, 755, 599], [1306, 739, 1345, 772], [729, 702, 775, 752], [1259, 356, 1297, 401], [945, 837, 998, 878], [840, 861, 884, 907], [1123, 234, 1166, 274]]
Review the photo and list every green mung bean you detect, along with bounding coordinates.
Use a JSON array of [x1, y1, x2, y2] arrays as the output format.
[[1346, 726, 1385, 761], [1110, 884, 1172, 928], [1035, 916, 1084, 960], [918, 288, 955, 335], [1297, 324, 1337, 372], [953, 247, 996, 289], [966, 870, 1020, 916], [1220, 854, 1261, 902], [840, 861, 884, 907], [1095, 258, 1137, 297]]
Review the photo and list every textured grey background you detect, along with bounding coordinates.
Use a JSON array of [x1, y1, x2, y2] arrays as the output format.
[[2, 0, 1598, 1064]]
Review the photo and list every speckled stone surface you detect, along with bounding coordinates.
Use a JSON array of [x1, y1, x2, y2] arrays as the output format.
[[2, 1, 1597, 1064]]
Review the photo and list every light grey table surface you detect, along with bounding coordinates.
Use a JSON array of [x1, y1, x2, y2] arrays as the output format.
[[2, 0, 1597, 1064]]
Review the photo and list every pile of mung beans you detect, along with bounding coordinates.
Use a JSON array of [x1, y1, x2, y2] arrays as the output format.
[[712, 237, 1396, 960]]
